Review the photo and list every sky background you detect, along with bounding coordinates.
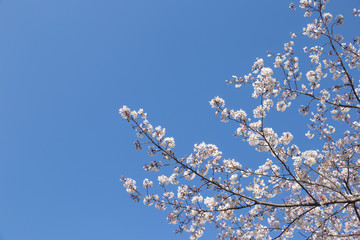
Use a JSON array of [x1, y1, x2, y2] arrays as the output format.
[[0, 1, 359, 240]]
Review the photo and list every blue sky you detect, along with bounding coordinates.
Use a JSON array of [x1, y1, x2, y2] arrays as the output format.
[[0, 1, 358, 239]]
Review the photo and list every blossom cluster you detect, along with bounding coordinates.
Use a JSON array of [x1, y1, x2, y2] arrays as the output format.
[[120, 1, 360, 239]]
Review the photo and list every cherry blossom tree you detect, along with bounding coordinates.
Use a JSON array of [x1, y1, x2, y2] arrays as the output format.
[[119, 1, 360, 239]]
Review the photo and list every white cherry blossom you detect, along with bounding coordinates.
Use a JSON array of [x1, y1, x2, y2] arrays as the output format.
[[120, 1, 360, 239]]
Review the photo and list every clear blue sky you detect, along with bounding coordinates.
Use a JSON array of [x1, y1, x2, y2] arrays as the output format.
[[0, 1, 358, 239]]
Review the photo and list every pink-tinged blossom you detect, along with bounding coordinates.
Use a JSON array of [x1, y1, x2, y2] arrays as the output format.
[[191, 195, 203, 203], [163, 191, 174, 199], [209, 96, 225, 108], [184, 170, 196, 181], [229, 109, 247, 121], [123, 178, 137, 194], [143, 178, 153, 188], [353, 8, 360, 17], [274, 55, 285, 68], [119, 105, 130, 120], [152, 126, 166, 141], [335, 14, 344, 25], [169, 173, 179, 185], [253, 58, 264, 73], [223, 159, 242, 172], [204, 197, 216, 209], [305, 130, 314, 139], [279, 132, 293, 145], [302, 150, 318, 166], [322, 12, 333, 23], [276, 100, 291, 112], [260, 67, 273, 77], [158, 175, 169, 186], [161, 137, 175, 149], [177, 185, 189, 200]]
